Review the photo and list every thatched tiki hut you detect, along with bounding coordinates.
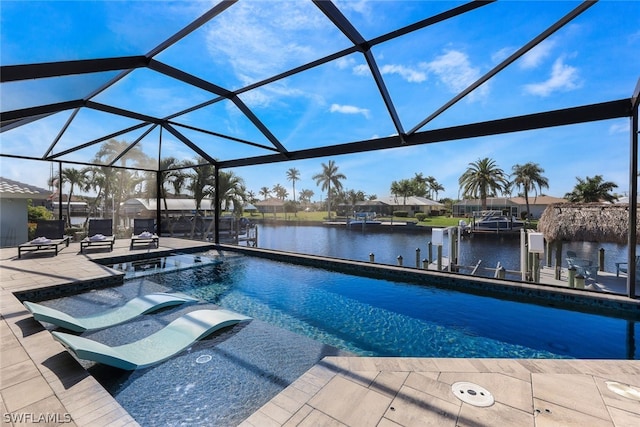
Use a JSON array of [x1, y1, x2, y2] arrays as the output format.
[[538, 203, 639, 244], [538, 203, 638, 298]]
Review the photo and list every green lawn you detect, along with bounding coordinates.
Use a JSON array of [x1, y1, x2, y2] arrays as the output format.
[[245, 211, 463, 227]]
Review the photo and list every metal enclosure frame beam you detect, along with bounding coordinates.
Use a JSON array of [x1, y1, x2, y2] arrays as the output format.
[[218, 99, 631, 168], [628, 78, 640, 298]]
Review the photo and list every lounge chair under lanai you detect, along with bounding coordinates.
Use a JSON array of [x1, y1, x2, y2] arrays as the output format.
[[24, 292, 198, 332], [52, 309, 252, 370], [80, 219, 116, 253], [18, 220, 70, 259], [130, 218, 159, 249]]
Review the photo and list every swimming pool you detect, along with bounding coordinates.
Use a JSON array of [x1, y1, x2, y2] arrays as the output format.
[[38, 251, 639, 425]]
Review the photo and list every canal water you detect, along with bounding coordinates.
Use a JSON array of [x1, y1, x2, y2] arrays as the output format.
[[256, 224, 632, 278]]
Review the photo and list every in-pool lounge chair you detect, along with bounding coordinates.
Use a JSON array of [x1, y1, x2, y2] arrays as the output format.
[[130, 218, 159, 249], [18, 220, 70, 259], [24, 292, 198, 332], [52, 309, 251, 370], [80, 219, 116, 253]]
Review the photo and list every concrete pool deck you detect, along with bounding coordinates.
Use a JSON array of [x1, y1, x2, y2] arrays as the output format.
[[1, 238, 639, 426]]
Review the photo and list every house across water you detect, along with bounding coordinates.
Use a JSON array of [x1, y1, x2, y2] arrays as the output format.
[[453, 196, 567, 219]]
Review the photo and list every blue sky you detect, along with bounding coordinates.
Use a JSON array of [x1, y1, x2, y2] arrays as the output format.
[[1, 0, 639, 202]]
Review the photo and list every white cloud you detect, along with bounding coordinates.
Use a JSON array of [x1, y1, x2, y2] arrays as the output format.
[[609, 122, 630, 135], [205, 1, 330, 86], [519, 40, 556, 69], [523, 57, 581, 97], [421, 50, 486, 98], [336, 57, 356, 70], [491, 47, 514, 64], [352, 64, 371, 76], [329, 103, 370, 119], [334, 0, 371, 16], [379, 64, 426, 83]]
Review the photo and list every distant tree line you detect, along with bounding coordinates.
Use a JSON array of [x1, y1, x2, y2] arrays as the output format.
[[54, 139, 621, 231]]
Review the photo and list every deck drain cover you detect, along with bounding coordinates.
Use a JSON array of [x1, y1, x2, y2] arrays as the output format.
[[606, 381, 640, 401], [452, 382, 495, 407], [196, 354, 212, 364]]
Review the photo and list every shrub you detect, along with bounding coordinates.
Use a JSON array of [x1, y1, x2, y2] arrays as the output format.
[[284, 201, 298, 213], [393, 211, 409, 218], [415, 213, 427, 222], [65, 227, 83, 236], [28, 205, 52, 222]]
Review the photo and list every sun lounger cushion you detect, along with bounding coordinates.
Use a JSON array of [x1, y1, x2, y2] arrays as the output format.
[[80, 219, 116, 253], [130, 233, 159, 249], [52, 309, 251, 370], [130, 218, 159, 249], [24, 292, 198, 332]]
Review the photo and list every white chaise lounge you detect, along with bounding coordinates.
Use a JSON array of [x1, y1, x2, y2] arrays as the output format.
[[52, 309, 251, 370], [24, 292, 198, 332]]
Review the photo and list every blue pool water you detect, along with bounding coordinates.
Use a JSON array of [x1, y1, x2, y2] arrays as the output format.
[[148, 252, 637, 360], [39, 251, 639, 426]]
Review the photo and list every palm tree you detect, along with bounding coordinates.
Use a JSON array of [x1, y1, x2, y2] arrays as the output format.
[[95, 138, 149, 168], [312, 160, 346, 219], [431, 182, 445, 201], [204, 170, 246, 237], [299, 189, 314, 204], [94, 139, 150, 228], [564, 175, 618, 202], [345, 189, 365, 212], [458, 157, 509, 210], [159, 157, 187, 236], [272, 183, 288, 200], [286, 167, 300, 216], [511, 162, 549, 219], [215, 171, 246, 214], [412, 173, 428, 197], [186, 158, 215, 238], [259, 186, 271, 200], [425, 175, 437, 199], [60, 167, 88, 228], [187, 159, 215, 212], [160, 157, 187, 210], [390, 179, 413, 205], [81, 167, 105, 227]]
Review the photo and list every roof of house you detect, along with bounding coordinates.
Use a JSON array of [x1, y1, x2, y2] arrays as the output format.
[[0, 177, 49, 199], [367, 196, 445, 207], [254, 198, 285, 207], [121, 198, 214, 211], [454, 196, 567, 207], [509, 195, 568, 205], [454, 197, 519, 207]]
